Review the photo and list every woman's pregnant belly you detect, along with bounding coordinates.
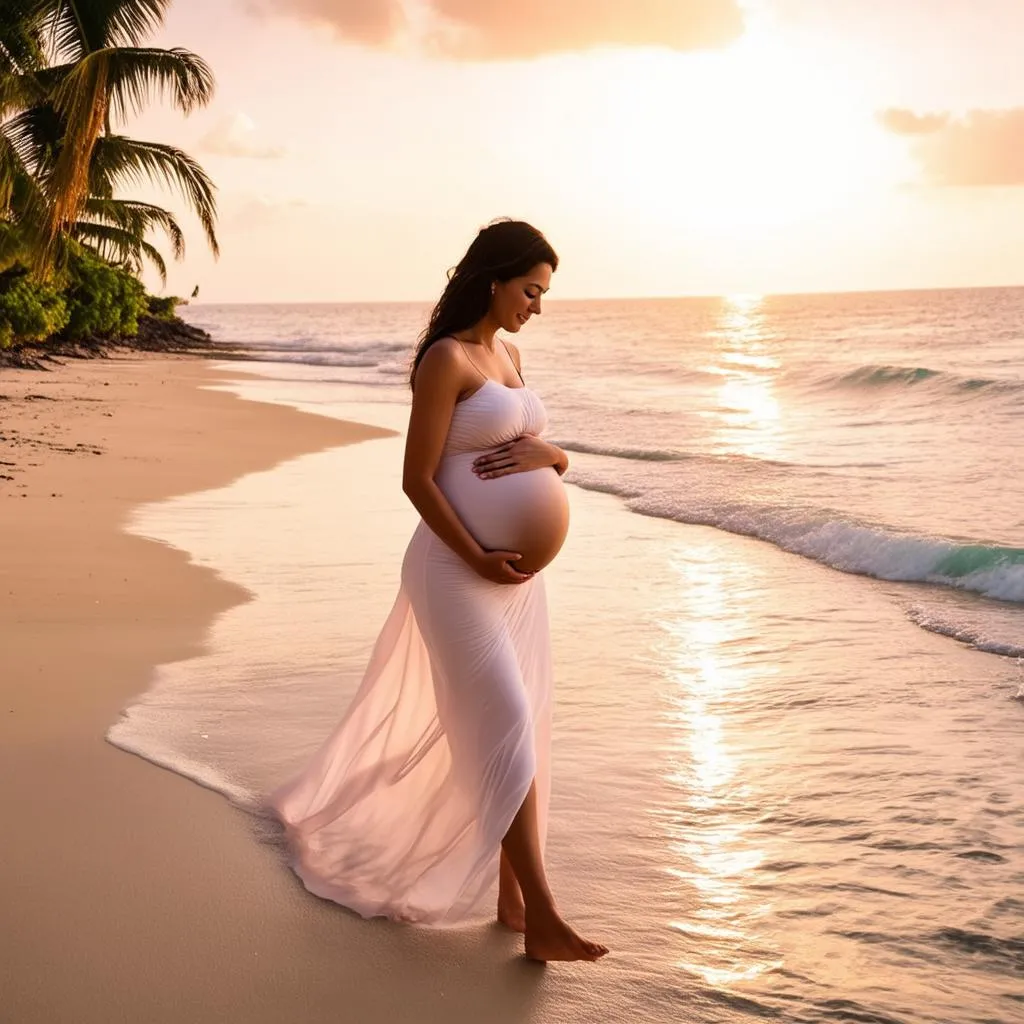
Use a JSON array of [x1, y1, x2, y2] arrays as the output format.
[[437, 453, 569, 573]]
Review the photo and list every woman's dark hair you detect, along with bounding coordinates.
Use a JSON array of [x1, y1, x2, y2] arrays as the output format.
[[410, 219, 558, 388]]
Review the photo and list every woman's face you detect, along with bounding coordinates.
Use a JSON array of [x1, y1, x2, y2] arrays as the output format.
[[491, 262, 552, 333]]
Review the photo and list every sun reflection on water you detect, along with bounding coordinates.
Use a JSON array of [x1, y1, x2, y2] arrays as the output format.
[[657, 547, 784, 988], [705, 294, 784, 462]]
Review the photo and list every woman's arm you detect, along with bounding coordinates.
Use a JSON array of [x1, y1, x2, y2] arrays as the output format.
[[402, 341, 531, 583]]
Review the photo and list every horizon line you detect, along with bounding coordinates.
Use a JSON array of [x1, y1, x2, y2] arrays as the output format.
[[183, 280, 1024, 307]]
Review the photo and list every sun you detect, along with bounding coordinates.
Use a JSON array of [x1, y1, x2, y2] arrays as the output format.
[[561, 27, 906, 247]]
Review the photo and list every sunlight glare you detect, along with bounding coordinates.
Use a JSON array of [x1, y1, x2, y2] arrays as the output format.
[[566, 27, 906, 248], [706, 295, 784, 460], [656, 547, 782, 989]]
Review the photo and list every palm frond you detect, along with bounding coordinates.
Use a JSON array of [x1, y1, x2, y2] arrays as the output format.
[[40, 48, 107, 237], [54, 0, 171, 55], [0, 66, 52, 118], [52, 46, 215, 125], [0, 127, 22, 210], [102, 0, 171, 48], [1, 104, 62, 176], [81, 195, 184, 259], [0, 0, 47, 75], [45, 0, 88, 62], [0, 121, 52, 271], [91, 134, 218, 256], [72, 218, 167, 281]]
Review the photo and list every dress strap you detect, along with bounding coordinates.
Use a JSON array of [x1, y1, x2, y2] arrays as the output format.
[[501, 340, 526, 385], [455, 339, 488, 382]]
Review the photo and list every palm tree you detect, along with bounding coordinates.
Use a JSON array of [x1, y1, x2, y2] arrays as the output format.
[[0, 0, 218, 270]]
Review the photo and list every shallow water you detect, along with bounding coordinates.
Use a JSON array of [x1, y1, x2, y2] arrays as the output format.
[[185, 289, 1024, 631], [111, 385, 1023, 1023]]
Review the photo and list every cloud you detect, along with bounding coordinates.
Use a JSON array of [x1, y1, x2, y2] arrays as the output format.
[[245, 0, 404, 45], [199, 113, 287, 159], [225, 195, 313, 230], [878, 108, 949, 136], [881, 107, 1024, 187], [252, 0, 744, 58], [425, 0, 743, 58]]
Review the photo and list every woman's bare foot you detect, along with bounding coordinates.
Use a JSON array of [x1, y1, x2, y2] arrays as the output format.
[[523, 906, 609, 963], [499, 783, 607, 962]]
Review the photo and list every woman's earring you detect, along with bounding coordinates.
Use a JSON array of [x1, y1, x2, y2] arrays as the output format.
[[490, 283, 496, 295]]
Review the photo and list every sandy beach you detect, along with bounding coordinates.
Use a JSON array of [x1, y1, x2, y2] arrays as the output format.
[[0, 356, 550, 1024]]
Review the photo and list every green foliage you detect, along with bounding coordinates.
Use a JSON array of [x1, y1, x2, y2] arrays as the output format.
[[61, 247, 147, 339], [0, 267, 69, 348], [0, 248, 178, 348], [146, 293, 182, 319]]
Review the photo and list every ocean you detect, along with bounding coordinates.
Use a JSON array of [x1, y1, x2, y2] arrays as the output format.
[[109, 289, 1023, 1023]]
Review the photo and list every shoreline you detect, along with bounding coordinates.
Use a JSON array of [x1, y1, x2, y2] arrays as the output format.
[[1, 354, 393, 749], [0, 312, 238, 370]]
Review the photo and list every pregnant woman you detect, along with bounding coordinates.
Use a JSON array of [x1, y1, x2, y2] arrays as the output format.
[[270, 220, 607, 963]]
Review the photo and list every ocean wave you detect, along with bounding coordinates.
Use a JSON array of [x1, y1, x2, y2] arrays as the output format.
[[569, 474, 1024, 602], [816, 364, 1022, 395], [242, 339, 409, 362], [905, 608, 1024, 659], [931, 927, 1024, 972], [256, 352, 381, 367], [244, 350, 409, 370], [247, 339, 408, 354], [556, 440, 686, 462], [555, 440, 796, 469], [234, 366, 404, 392]]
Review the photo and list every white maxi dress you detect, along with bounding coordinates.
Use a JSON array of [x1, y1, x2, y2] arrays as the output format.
[[269, 380, 557, 925]]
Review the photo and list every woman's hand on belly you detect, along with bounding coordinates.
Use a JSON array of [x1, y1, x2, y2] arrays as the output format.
[[472, 434, 562, 479], [471, 549, 536, 585]]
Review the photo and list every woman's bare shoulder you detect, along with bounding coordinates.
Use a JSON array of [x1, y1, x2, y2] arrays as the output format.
[[415, 337, 470, 394], [419, 335, 463, 369]]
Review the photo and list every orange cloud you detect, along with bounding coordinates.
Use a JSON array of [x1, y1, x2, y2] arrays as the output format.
[[878, 108, 949, 136], [246, 0, 404, 46], [881, 107, 1024, 186], [426, 0, 743, 58], [254, 0, 743, 57]]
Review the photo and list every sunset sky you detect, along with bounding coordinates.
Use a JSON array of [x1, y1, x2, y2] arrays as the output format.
[[130, 0, 1024, 302]]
